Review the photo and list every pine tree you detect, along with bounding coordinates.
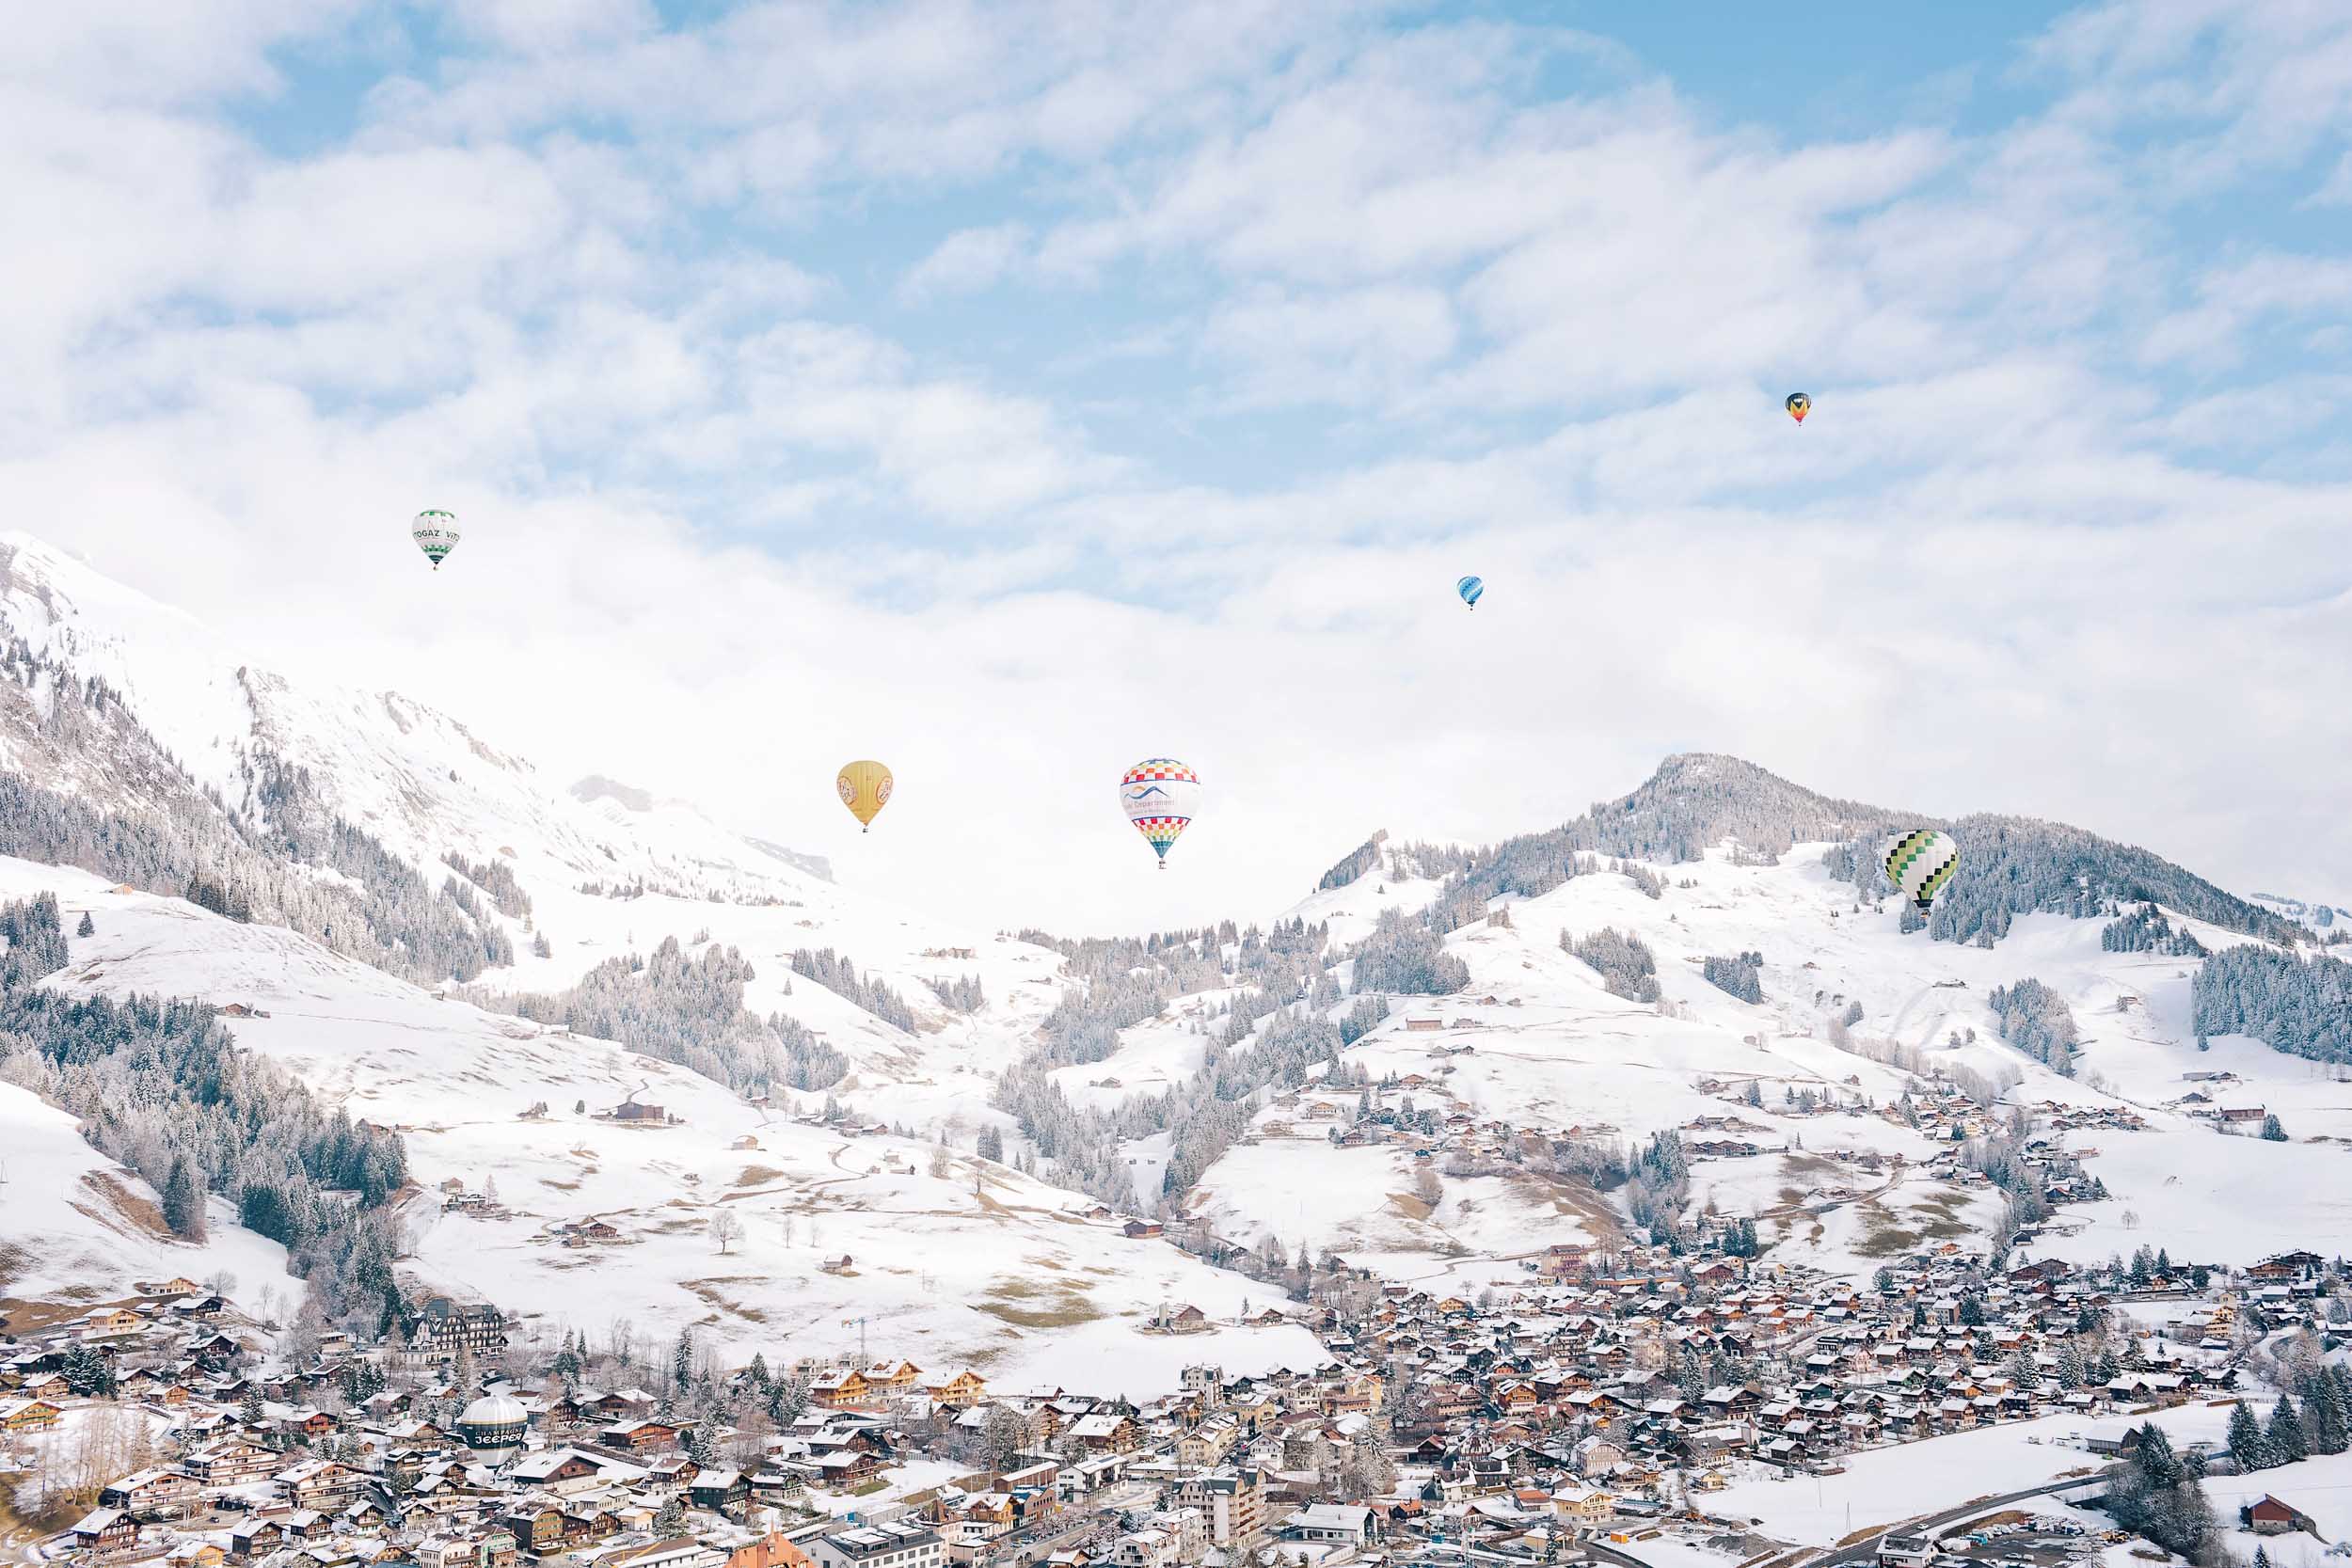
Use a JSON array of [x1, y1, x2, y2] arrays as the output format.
[[672, 1327, 694, 1392], [76, 911, 94, 937], [2266, 1395, 2308, 1465], [162, 1156, 205, 1241], [2314, 1366, 2352, 1456], [2262, 1112, 2289, 1141], [240, 1387, 265, 1427], [2229, 1399, 2272, 1471]]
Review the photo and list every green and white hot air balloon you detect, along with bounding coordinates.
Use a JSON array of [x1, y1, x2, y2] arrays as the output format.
[[411, 509, 461, 571], [1883, 828, 1960, 913]]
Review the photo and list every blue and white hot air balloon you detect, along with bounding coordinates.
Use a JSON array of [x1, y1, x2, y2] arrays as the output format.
[[1456, 576, 1484, 610]]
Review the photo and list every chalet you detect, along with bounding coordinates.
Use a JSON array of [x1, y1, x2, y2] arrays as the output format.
[[812, 1370, 871, 1409], [2217, 1106, 2268, 1126], [1405, 1019, 1443, 1034], [688, 1469, 752, 1513], [609, 1100, 670, 1123], [70, 1509, 141, 1553], [919, 1370, 987, 1406], [506, 1449, 617, 1489], [499, 1505, 567, 1556], [101, 1467, 201, 1516], [277, 1459, 366, 1509], [600, 1418, 684, 1452], [1121, 1220, 1164, 1240], [0, 1397, 63, 1433], [81, 1306, 149, 1338], [819, 1256, 854, 1276], [1067, 1413, 1137, 1453], [231, 1519, 288, 1560], [188, 1438, 279, 1486]]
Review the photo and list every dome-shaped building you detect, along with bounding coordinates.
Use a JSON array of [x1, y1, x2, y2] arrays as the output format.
[[454, 1392, 529, 1457]]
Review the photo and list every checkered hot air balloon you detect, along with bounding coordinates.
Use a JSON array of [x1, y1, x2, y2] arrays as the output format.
[[1120, 758, 1201, 870], [1883, 828, 1960, 913], [411, 510, 461, 570]]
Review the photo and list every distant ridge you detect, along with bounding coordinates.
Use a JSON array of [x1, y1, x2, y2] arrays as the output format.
[[1430, 752, 2299, 948]]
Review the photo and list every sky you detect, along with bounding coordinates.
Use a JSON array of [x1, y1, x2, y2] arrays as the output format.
[[4, 0, 2349, 936]]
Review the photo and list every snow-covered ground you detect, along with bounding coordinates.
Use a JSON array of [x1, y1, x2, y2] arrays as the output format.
[[1, 856, 1317, 1390], [1179, 843, 2352, 1273], [0, 1079, 286, 1324], [1714, 1402, 2237, 1545], [2201, 1451, 2352, 1564]]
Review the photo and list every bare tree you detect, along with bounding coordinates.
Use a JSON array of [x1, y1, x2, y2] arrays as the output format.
[[710, 1212, 744, 1255]]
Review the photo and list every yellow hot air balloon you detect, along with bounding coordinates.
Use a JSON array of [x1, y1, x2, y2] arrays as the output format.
[[836, 760, 893, 832]]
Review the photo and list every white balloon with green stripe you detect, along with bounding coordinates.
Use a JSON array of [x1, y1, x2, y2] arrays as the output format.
[[1883, 828, 1960, 912], [411, 509, 461, 570]]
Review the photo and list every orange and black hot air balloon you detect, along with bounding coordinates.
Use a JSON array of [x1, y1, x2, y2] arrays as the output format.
[[1785, 392, 1812, 425]]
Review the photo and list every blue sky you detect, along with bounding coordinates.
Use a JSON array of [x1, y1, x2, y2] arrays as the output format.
[[5, 0, 2350, 929]]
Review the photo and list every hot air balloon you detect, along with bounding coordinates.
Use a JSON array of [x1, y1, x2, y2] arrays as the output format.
[[1456, 576, 1484, 610], [1120, 758, 1201, 870], [411, 509, 461, 570], [836, 760, 893, 832], [1785, 392, 1812, 425], [1883, 828, 1959, 913]]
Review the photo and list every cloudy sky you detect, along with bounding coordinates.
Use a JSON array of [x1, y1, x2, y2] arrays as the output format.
[[7, 0, 2349, 934]]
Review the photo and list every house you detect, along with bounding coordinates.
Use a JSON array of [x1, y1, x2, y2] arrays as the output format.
[[600, 1418, 683, 1451], [689, 1469, 752, 1513], [0, 1397, 63, 1432], [819, 1256, 854, 1276], [1121, 1220, 1164, 1240], [187, 1438, 279, 1487], [919, 1370, 987, 1406], [100, 1468, 201, 1516], [1280, 1505, 1374, 1544], [2245, 1496, 2309, 1535], [404, 1296, 509, 1364], [1879, 1536, 1934, 1568], [804, 1523, 945, 1568], [1405, 1019, 1443, 1033], [811, 1370, 870, 1408], [70, 1509, 141, 1552], [277, 1458, 366, 1509]]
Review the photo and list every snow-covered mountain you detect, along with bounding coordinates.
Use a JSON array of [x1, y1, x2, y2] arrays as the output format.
[[1, 531, 2346, 1387]]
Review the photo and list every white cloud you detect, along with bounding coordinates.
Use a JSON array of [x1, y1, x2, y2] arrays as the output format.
[[6, 0, 2352, 933], [898, 224, 1032, 304]]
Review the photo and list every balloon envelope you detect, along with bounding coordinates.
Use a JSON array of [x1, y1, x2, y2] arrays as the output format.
[[1456, 576, 1484, 609], [1883, 828, 1959, 911], [1120, 758, 1202, 864], [412, 509, 461, 569], [837, 760, 894, 830], [1785, 392, 1812, 423]]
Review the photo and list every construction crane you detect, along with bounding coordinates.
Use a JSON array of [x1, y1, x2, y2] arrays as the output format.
[[841, 1316, 869, 1367]]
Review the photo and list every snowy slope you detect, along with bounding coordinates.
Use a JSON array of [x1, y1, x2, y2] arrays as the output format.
[[2, 856, 1318, 1389], [0, 865, 292, 1324], [0, 531, 1070, 1126], [1180, 840, 2352, 1275]]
